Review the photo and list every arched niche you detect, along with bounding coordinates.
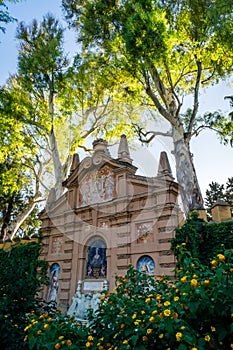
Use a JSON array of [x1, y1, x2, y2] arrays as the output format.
[[85, 237, 107, 279], [47, 263, 60, 302], [136, 255, 155, 275]]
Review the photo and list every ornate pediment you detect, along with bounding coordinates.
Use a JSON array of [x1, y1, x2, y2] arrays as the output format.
[[79, 166, 116, 206]]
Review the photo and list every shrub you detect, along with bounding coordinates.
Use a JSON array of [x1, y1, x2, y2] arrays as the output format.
[[0, 241, 48, 349], [24, 311, 88, 349], [172, 211, 233, 264], [87, 246, 233, 349], [25, 246, 233, 349]]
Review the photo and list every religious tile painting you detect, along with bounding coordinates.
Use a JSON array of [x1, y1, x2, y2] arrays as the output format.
[[51, 237, 63, 254], [137, 255, 155, 275], [80, 166, 115, 206], [47, 263, 60, 302], [136, 222, 153, 243], [85, 239, 107, 279]]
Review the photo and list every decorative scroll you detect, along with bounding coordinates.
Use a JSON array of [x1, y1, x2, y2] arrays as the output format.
[[80, 167, 115, 206], [136, 222, 153, 243]]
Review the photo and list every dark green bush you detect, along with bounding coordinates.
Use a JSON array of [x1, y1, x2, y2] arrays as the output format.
[[0, 241, 48, 349]]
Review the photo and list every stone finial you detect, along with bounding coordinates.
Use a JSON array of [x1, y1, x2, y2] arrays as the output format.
[[92, 139, 110, 155], [211, 198, 232, 222], [70, 153, 80, 173], [117, 134, 132, 164], [157, 151, 172, 176]]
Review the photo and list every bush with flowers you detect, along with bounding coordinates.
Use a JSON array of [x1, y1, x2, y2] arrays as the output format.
[[24, 310, 89, 349], [25, 245, 233, 350], [85, 246, 233, 349]]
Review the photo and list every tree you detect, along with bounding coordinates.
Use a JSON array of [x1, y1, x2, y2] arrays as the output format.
[[62, 0, 233, 214], [0, 0, 18, 35], [205, 177, 233, 217], [0, 14, 141, 239], [0, 86, 43, 240]]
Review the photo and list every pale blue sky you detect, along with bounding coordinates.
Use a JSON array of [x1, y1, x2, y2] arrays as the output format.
[[1, 0, 233, 196]]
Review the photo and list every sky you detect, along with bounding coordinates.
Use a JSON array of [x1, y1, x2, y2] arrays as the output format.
[[1, 0, 233, 198]]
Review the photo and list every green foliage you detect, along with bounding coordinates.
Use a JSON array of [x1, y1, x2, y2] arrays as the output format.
[[62, 0, 233, 212], [0, 241, 49, 349], [205, 177, 233, 218], [0, 1, 18, 34], [24, 312, 89, 350], [25, 247, 233, 349], [172, 211, 233, 264]]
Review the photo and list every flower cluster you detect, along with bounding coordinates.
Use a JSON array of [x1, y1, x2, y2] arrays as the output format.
[[24, 247, 233, 349], [86, 247, 233, 349], [24, 311, 88, 349]]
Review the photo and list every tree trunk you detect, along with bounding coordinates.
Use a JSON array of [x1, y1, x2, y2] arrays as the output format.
[[9, 192, 41, 240], [172, 125, 204, 215]]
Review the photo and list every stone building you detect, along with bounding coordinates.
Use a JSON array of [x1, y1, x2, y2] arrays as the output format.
[[40, 135, 179, 313]]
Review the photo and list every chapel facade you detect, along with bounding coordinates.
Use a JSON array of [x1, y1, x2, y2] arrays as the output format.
[[40, 135, 179, 312]]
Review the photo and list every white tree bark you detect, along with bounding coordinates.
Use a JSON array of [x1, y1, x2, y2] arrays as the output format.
[[172, 126, 204, 215]]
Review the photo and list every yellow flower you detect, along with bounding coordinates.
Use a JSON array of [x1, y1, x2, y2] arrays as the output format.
[[204, 280, 210, 285], [145, 298, 151, 303], [59, 336, 64, 340], [47, 317, 53, 322], [98, 346, 104, 350], [191, 348, 198, 350], [142, 336, 148, 341], [122, 340, 128, 344], [211, 260, 217, 267], [88, 336, 94, 341], [149, 316, 155, 322], [44, 324, 49, 330], [164, 301, 171, 306], [204, 335, 210, 342], [152, 310, 158, 315], [54, 344, 61, 350], [176, 332, 182, 341], [86, 342, 92, 348], [190, 279, 198, 287], [37, 330, 42, 335], [138, 295, 142, 299], [174, 296, 179, 301], [181, 276, 187, 283], [134, 321, 139, 325], [159, 334, 164, 339], [156, 294, 161, 300], [120, 323, 125, 328], [148, 294, 153, 298], [66, 340, 72, 346], [141, 310, 145, 315], [211, 326, 216, 332], [217, 253, 225, 261], [164, 309, 171, 317], [147, 328, 152, 334], [23, 335, 28, 342], [132, 313, 137, 319]]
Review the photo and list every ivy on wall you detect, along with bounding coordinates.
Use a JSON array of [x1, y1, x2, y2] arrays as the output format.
[[171, 211, 233, 264]]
